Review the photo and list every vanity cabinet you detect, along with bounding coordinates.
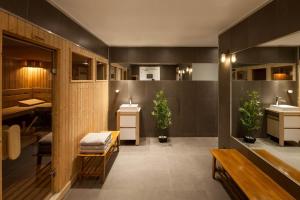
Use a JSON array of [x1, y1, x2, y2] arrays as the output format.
[[117, 108, 141, 145], [266, 108, 300, 146]]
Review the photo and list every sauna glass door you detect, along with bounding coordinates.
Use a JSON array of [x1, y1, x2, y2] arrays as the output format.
[[2, 35, 54, 199]]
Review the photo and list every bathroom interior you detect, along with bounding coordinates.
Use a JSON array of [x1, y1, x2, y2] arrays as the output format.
[[1, 0, 300, 199], [230, 31, 300, 186]]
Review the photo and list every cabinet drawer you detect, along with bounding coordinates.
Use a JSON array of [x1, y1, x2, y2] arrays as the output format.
[[120, 115, 136, 127], [284, 129, 300, 142], [284, 116, 300, 128], [120, 128, 136, 140]]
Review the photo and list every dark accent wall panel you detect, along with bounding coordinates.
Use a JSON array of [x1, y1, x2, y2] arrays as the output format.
[[235, 47, 298, 65], [219, 0, 300, 53], [110, 47, 218, 64], [0, 0, 109, 58], [109, 81, 218, 137]]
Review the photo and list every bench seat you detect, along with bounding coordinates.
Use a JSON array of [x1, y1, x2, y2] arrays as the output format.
[[78, 131, 120, 183], [211, 149, 295, 200]]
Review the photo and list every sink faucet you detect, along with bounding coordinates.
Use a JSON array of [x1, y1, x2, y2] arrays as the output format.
[[129, 97, 132, 105], [275, 96, 286, 106], [275, 96, 281, 106]]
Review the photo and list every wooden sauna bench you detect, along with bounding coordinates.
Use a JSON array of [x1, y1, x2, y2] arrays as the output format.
[[2, 102, 52, 120], [78, 131, 120, 183], [211, 149, 295, 200]]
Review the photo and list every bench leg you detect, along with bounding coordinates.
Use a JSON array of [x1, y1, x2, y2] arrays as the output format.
[[102, 157, 106, 183], [117, 135, 120, 152], [212, 156, 216, 179], [80, 157, 84, 180]]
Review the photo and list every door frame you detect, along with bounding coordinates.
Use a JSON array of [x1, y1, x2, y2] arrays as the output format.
[[0, 30, 59, 199]]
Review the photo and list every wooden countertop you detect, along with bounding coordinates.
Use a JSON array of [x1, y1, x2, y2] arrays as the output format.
[[265, 108, 300, 115]]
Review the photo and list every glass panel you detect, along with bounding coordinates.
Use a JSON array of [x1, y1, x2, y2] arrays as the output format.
[[252, 68, 266, 80], [96, 61, 107, 80], [271, 65, 294, 80], [72, 52, 92, 80]]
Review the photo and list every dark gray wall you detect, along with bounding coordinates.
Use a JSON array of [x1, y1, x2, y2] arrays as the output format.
[[219, 0, 300, 53], [232, 81, 298, 138], [0, 0, 108, 58], [235, 47, 298, 66], [110, 47, 218, 63], [109, 81, 218, 137]]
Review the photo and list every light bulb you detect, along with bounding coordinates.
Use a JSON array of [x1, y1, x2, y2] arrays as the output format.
[[220, 53, 226, 63], [231, 54, 237, 63]]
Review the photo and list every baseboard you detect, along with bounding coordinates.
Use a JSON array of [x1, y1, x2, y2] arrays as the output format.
[[49, 181, 71, 200]]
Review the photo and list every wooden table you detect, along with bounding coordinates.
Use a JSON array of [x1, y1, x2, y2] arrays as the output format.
[[78, 131, 120, 183]]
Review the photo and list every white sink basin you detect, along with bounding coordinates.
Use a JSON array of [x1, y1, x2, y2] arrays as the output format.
[[119, 104, 140, 112], [269, 105, 300, 112]]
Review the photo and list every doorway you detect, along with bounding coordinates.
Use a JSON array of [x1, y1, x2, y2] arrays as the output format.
[[2, 35, 55, 200]]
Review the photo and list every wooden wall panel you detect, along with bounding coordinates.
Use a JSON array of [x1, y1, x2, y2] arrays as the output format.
[[0, 10, 109, 199], [2, 59, 52, 89]]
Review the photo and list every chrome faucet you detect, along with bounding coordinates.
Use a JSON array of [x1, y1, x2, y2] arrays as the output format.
[[129, 97, 132, 105], [275, 96, 286, 106], [275, 96, 281, 106]]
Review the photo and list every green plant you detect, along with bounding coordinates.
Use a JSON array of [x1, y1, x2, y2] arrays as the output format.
[[239, 90, 263, 134], [151, 90, 172, 130]]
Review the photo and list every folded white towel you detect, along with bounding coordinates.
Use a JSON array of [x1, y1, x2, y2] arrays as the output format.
[[80, 132, 111, 146], [80, 138, 112, 150]]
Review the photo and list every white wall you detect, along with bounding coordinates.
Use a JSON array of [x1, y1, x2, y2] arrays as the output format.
[[192, 63, 218, 81]]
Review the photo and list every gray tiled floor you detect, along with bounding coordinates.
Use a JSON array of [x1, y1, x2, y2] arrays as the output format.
[[65, 137, 230, 200]]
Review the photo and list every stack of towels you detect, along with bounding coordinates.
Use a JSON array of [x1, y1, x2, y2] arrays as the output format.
[[80, 132, 112, 154]]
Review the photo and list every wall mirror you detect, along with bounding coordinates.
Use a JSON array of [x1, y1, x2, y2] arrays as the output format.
[[110, 63, 218, 81], [231, 31, 300, 185]]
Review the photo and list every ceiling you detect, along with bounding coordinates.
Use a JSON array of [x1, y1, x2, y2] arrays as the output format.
[[260, 31, 300, 46], [48, 0, 270, 47]]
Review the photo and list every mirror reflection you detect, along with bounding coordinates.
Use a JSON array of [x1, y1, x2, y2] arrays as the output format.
[[231, 32, 300, 185], [110, 63, 218, 81]]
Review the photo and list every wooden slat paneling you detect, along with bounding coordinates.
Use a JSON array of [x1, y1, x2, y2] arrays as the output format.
[[0, 10, 109, 199], [2, 59, 52, 89]]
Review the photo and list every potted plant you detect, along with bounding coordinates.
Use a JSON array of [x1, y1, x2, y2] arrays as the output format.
[[151, 90, 172, 143], [239, 90, 263, 143]]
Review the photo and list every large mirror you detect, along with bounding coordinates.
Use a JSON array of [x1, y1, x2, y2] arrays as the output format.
[[231, 31, 300, 185], [110, 63, 218, 81]]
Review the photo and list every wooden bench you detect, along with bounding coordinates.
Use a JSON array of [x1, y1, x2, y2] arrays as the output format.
[[211, 149, 295, 200], [78, 131, 120, 183]]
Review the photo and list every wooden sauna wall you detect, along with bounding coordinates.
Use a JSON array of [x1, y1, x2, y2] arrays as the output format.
[[2, 59, 52, 89], [0, 10, 109, 198]]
